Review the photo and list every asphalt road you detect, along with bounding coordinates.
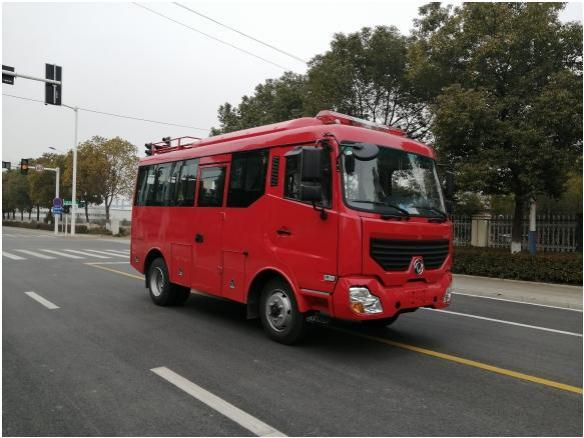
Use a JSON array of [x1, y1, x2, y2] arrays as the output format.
[[3, 226, 582, 436]]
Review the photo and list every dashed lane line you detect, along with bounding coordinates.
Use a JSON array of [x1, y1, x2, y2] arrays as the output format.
[[152, 367, 286, 437], [90, 263, 583, 396], [15, 249, 56, 260], [2, 251, 26, 260], [24, 291, 59, 310]]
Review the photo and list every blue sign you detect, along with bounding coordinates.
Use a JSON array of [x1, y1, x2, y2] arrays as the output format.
[[53, 197, 62, 208], [52, 206, 62, 215]]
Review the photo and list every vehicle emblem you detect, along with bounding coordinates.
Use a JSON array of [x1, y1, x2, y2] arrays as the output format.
[[413, 257, 424, 276]]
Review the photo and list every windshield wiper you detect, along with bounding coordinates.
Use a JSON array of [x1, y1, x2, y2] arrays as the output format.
[[411, 205, 447, 220], [349, 200, 410, 217]]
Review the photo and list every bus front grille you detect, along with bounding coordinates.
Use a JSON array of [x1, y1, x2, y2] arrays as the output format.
[[370, 239, 449, 271]]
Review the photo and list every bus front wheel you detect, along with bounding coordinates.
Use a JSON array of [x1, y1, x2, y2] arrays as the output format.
[[147, 257, 190, 306], [259, 278, 307, 344]]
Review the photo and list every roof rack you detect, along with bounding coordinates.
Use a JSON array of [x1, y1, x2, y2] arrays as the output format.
[[316, 110, 406, 136], [145, 136, 202, 156]]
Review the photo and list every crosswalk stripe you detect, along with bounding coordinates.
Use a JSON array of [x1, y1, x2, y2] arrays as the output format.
[[101, 249, 130, 255], [83, 249, 127, 258], [3, 251, 26, 260], [41, 249, 85, 259], [64, 249, 111, 259], [15, 249, 56, 259]]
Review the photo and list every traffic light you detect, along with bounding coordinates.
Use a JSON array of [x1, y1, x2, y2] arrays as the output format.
[[2, 65, 14, 85], [144, 143, 153, 156], [62, 205, 71, 214], [162, 136, 171, 147], [45, 64, 62, 106], [2, 161, 11, 170], [20, 159, 29, 175]]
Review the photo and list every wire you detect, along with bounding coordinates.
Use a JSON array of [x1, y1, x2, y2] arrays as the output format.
[[132, 2, 291, 71], [173, 2, 308, 64], [2, 93, 209, 131]]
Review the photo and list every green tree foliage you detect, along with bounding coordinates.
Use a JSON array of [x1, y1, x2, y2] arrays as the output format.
[[211, 72, 307, 134], [305, 26, 430, 140], [65, 136, 138, 221], [3, 170, 32, 220], [409, 2, 582, 249]]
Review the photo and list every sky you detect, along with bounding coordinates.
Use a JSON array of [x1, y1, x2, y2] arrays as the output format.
[[2, 1, 583, 164]]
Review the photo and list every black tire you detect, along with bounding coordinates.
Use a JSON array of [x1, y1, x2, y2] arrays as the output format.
[[259, 278, 307, 344], [363, 315, 399, 328], [147, 257, 190, 306]]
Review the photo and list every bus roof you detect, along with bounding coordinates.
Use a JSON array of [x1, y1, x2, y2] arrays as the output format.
[[140, 111, 435, 165]]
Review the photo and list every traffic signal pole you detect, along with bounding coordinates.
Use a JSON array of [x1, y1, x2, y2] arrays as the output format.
[[62, 105, 79, 236], [1, 69, 61, 86]]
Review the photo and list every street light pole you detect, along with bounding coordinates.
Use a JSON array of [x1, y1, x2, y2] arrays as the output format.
[[71, 106, 78, 236], [55, 166, 60, 235]]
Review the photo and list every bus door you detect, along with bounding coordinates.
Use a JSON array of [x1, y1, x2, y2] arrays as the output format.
[[268, 145, 339, 294], [191, 164, 228, 295]]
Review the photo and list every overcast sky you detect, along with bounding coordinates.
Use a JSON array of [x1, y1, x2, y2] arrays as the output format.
[[2, 1, 582, 164]]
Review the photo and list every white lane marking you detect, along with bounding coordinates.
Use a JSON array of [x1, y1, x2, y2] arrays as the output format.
[[15, 249, 56, 259], [453, 292, 583, 313], [83, 249, 127, 258], [102, 249, 130, 255], [2, 251, 26, 260], [422, 308, 583, 337], [24, 291, 59, 309], [151, 367, 286, 437], [40, 249, 85, 259], [86, 261, 130, 265], [64, 249, 110, 259]]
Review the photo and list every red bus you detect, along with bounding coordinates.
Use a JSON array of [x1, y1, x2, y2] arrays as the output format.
[[131, 111, 453, 344]]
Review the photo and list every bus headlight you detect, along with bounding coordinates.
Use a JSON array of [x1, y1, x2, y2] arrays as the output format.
[[443, 286, 452, 304], [349, 287, 383, 314]]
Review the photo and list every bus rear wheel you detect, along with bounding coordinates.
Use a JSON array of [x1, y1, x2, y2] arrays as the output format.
[[147, 257, 190, 306], [259, 279, 307, 344]]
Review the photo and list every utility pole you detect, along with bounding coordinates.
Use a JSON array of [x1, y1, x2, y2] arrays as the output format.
[[62, 105, 79, 236], [528, 197, 537, 255]]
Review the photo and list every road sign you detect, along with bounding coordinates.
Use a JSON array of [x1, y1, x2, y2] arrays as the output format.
[[2, 65, 14, 85], [53, 197, 62, 208], [51, 207, 62, 215], [35, 164, 44, 172], [63, 200, 78, 206]]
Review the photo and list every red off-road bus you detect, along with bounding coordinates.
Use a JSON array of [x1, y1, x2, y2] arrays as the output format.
[[131, 111, 453, 343]]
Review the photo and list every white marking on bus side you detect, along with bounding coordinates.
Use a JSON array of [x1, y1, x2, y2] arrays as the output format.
[[64, 249, 110, 259], [151, 367, 286, 437], [41, 249, 84, 259], [83, 249, 127, 258], [2, 251, 26, 260], [453, 292, 583, 313], [24, 292, 59, 310], [422, 308, 582, 337], [15, 249, 56, 260]]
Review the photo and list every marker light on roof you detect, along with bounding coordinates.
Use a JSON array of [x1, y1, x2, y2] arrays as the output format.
[[316, 110, 406, 136]]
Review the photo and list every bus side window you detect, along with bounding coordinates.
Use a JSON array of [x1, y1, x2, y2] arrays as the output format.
[[176, 159, 198, 206], [198, 166, 226, 207], [227, 149, 268, 207], [148, 163, 172, 206], [135, 165, 152, 206]]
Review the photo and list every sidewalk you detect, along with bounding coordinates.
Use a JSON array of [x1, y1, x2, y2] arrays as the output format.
[[453, 274, 583, 310]]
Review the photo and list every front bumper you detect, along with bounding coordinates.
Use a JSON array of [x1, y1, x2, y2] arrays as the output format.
[[331, 272, 452, 321]]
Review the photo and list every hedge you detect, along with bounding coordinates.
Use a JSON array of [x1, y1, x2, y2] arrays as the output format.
[[453, 247, 582, 285], [3, 220, 90, 234]]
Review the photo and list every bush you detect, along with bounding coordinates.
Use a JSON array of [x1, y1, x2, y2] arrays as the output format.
[[3, 220, 53, 231], [453, 247, 583, 285]]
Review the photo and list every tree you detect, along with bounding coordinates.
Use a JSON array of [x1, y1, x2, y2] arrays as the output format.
[[211, 72, 307, 134], [28, 153, 68, 223], [2, 170, 17, 219], [409, 2, 583, 251], [5, 171, 32, 220], [305, 26, 431, 140]]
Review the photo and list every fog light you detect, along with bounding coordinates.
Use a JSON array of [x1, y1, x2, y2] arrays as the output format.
[[443, 287, 452, 304], [349, 287, 383, 314]]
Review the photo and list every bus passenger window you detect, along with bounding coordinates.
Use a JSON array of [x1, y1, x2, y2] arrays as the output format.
[[227, 149, 268, 207], [135, 165, 153, 206], [176, 159, 198, 206], [149, 163, 172, 206], [198, 167, 226, 207]]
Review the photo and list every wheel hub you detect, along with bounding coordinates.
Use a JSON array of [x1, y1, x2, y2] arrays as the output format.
[[265, 290, 292, 332]]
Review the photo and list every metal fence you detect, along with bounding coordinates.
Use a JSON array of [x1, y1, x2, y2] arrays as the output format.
[[453, 214, 581, 252], [452, 215, 471, 246]]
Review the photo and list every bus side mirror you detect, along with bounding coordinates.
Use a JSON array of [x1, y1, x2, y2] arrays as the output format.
[[299, 148, 324, 203]]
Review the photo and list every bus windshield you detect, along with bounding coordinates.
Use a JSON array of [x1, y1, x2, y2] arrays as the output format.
[[342, 144, 446, 217]]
